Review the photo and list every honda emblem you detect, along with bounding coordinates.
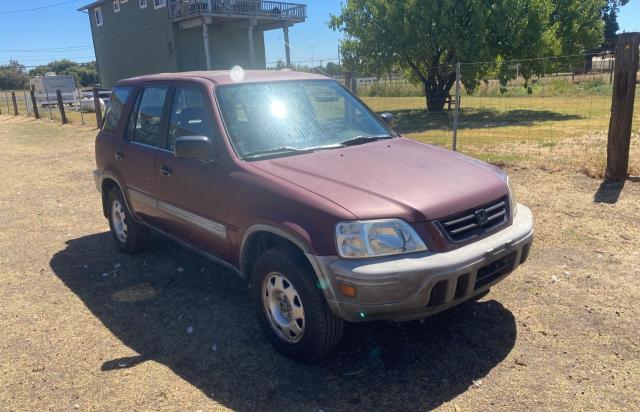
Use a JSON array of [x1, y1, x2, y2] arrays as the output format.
[[475, 209, 488, 225]]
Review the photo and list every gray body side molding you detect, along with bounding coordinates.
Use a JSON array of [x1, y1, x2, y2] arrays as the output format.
[[97, 173, 329, 293]]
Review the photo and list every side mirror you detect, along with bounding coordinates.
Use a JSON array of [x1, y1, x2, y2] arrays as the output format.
[[174, 135, 214, 161], [380, 112, 396, 128]]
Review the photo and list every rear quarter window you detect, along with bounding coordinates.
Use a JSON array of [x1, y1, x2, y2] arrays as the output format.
[[102, 86, 133, 133]]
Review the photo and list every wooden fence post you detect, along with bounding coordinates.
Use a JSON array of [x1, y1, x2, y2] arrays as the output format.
[[56, 89, 68, 124], [11, 92, 19, 116], [344, 72, 353, 91], [93, 87, 103, 128], [22, 90, 29, 116], [29, 88, 40, 119], [606, 32, 640, 181]]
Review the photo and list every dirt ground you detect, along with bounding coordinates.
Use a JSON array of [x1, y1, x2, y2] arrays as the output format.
[[0, 115, 639, 411]]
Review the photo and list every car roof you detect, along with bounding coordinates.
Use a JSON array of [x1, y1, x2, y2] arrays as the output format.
[[115, 70, 330, 87]]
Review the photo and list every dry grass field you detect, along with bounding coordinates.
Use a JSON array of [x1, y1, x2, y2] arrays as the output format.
[[1, 116, 639, 411], [361, 93, 640, 176]]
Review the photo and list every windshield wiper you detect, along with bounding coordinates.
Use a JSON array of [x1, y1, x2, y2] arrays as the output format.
[[243, 142, 349, 159], [242, 146, 315, 159], [338, 134, 392, 147], [243, 137, 381, 159]]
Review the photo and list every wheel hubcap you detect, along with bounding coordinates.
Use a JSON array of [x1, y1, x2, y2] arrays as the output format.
[[111, 199, 128, 243], [262, 272, 305, 343]]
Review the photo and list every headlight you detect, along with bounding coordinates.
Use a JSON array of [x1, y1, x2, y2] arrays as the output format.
[[506, 176, 517, 218], [335, 219, 427, 258]]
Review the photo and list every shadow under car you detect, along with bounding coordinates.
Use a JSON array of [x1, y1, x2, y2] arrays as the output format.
[[50, 231, 517, 411]]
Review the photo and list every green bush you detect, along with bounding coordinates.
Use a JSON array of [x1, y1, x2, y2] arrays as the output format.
[[469, 75, 612, 97], [358, 81, 424, 97], [356, 74, 613, 99]]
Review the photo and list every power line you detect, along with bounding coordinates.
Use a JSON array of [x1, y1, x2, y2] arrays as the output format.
[[1, 60, 96, 68], [1, 56, 95, 64], [0, 0, 80, 14], [266, 58, 339, 65], [22, 62, 94, 68], [0, 46, 92, 53], [458, 51, 612, 66]]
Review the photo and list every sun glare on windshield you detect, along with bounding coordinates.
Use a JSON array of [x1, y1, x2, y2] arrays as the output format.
[[270, 100, 287, 119], [216, 80, 390, 159]]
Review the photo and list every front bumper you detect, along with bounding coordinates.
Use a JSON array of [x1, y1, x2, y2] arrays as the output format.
[[307, 203, 534, 322]]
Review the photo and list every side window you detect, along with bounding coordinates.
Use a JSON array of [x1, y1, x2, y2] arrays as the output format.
[[167, 87, 215, 151], [127, 86, 168, 147], [102, 86, 132, 134]]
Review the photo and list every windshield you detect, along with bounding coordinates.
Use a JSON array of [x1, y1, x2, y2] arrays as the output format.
[[215, 80, 391, 159]]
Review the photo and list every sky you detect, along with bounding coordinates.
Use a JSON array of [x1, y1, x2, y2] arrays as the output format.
[[0, 0, 638, 68]]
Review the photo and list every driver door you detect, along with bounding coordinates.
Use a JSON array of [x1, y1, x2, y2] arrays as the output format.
[[153, 84, 229, 259]]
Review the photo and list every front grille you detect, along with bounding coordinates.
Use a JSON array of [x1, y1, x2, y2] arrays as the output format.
[[437, 197, 509, 242]]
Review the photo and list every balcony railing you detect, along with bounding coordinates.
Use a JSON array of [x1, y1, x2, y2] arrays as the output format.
[[169, 0, 306, 22]]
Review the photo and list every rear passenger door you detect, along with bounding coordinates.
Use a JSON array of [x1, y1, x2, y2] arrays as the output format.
[[116, 84, 170, 221], [154, 84, 229, 258]]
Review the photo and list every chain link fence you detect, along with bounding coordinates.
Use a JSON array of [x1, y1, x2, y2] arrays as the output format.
[[350, 53, 639, 177], [0, 88, 97, 127]]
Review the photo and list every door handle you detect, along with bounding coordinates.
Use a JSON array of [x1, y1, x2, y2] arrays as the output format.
[[115, 151, 124, 160], [159, 165, 173, 177]]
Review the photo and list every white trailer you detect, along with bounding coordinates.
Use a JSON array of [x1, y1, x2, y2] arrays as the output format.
[[29, 74, 77, 107], [79, 89, 111, 113]]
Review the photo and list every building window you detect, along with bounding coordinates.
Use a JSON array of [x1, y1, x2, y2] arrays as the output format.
[[153, 0, 165, 9], [94, 7, 103, 26], [139, 0, 147, 9], [113, 0, 120, 13]]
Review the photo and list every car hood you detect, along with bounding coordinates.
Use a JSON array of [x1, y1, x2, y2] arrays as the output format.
[[249, 138, 508, 221]]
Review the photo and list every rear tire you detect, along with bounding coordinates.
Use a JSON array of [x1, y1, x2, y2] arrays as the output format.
[[107, 187, 149, 254], [250, 246, 343, 363]]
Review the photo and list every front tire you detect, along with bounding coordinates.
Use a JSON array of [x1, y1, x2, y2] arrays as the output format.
[[107, 187, 149, 254], [250, 246, 343, 362]]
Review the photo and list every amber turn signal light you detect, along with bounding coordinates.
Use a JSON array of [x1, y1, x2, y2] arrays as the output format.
[[339, 283, 357, 297]]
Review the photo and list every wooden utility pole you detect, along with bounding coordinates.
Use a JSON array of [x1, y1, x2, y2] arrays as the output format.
[[56, 90, 68, 124], [606, 32, 640, 181]]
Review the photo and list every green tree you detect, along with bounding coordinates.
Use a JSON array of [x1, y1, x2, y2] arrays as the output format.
[[330, 0, 604, 111], [29, 60, 98, 87], [0, 60, 28, 90], [601, 0, 629, 51], [324, 61, 341, 77]]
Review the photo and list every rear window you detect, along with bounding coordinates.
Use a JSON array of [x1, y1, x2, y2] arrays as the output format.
[[102, 86, 133, 133]]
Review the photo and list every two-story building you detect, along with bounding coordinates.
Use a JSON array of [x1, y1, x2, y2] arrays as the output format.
[[79, 0, 306, 88]]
